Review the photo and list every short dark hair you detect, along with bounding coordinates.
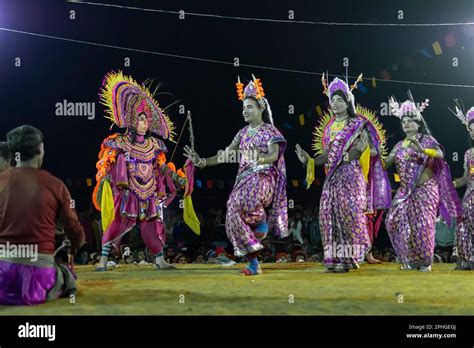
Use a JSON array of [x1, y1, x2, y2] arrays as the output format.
[[0, 142, 11, 161], [6, 125, 44, 161]]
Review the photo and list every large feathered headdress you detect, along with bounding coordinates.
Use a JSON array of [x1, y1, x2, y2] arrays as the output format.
[[99, 71, 175, 140]]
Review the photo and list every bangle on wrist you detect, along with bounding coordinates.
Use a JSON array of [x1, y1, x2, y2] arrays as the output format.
[[195, 157, 202, 167], [200, 158, 207, 168]]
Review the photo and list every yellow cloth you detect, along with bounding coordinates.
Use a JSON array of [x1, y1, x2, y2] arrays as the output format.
[[423, 148, 437, 157], [306, 157, 315, 189], [100, 180, 114, 232], [359, 146, 371, 182], [183, 195, 201, 235]]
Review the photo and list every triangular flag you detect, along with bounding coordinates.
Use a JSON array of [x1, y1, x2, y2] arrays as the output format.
[[358, 83, 367, 94], [445, 32, 456, 47], [299, 114, 305, 126], [371, 77, 376, 88], [291, 180, 299, 187], [206, 180, 213, 189], [195, 179, 202, 188], [419, 48, 432, 58], [86, 178, 93, 187], [432, 41, 443, 55], [394, 173, 401, 182]]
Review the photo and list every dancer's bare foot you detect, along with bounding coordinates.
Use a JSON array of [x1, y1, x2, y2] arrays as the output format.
[[155, 255, 177, 269], [366, 252, 382, 264]]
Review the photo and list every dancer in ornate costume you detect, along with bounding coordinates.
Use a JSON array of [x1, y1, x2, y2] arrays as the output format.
[[93, 71, 186, 271], [451, 103, 474, 270], [384, 94, 462, 272], [183, 75, 288, 276], [295, 74, 391, 272]]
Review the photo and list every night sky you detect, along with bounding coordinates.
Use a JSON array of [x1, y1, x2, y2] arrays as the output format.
[[1, 0, 473, 210]]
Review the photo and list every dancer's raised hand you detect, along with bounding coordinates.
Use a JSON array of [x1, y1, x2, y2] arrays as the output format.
[[184, 145, 202, 166], [295, 144, 309, 165]]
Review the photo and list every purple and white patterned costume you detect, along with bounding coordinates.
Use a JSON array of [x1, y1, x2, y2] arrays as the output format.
[[457, 149, 473, 268], [313, 75, 391, 270], [226, 123, 288, 256], [386, 98, 462, 268], [450, 105, 474, 269], [318, 116, 391, 269]]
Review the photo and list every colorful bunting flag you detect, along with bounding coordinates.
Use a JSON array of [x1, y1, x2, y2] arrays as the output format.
[[316, 105, 323, 116], [419, 48, 432, 58], [394, 173, 401, 183], [358, 83, 367, 94], [291, 180, 299, 187], [299, 114, 305, 126], [86, 178, 93, 187], [445, 32, 456, 47], [371, 77, 376, 88], [432, 41, 443, 55], [196, 179, 202, 188], [206, 180, 213, 189]]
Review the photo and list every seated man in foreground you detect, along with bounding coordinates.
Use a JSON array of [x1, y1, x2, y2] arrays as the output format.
[[0, 125, 85, 305]]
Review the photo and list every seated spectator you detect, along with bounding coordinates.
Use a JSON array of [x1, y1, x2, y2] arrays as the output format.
[[294, 251, 306, 263], [175, 253, 189, 264], [193, 254, 205, 264], [289, 211, 304, 245], [275, 252, 289, 263], [164, 246, 176, 264], [134, 250, 148, 265], [0, 125, 85, 305]]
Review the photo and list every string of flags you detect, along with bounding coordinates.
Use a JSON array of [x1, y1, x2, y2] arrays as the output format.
[[67, 173, 401, 190], [61, 28, 465, 193], [290, 28, 472, 128]]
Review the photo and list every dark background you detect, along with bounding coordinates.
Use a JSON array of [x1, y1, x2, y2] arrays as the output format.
[[0, 0, 473, 211]]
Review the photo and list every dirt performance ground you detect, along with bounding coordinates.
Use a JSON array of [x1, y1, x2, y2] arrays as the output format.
[[0, 263, 472, 315]]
